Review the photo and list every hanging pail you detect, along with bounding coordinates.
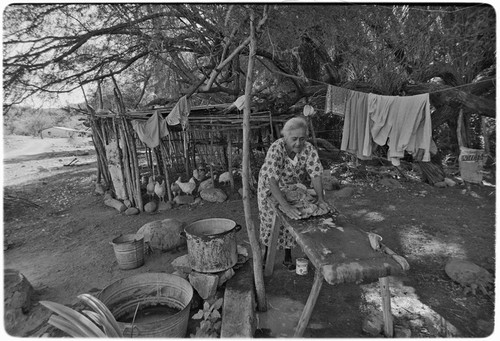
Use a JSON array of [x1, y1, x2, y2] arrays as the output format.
[[98, 273, 193, 337], [111, 234, 144, 270], [184, 218, 241, 273]]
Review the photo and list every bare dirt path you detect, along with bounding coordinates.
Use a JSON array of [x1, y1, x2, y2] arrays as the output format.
[[2, 135, 496, 338]]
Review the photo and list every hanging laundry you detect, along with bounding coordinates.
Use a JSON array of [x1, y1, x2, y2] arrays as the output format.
[[368, 93, 431, 166], [131, 112, 169, 149], [340, 90, 373, 159], [166, 95, 191, 129], [325, 85, 350, 116]]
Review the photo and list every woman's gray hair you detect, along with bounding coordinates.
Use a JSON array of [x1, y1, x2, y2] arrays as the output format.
[[281, 116, 309, 137]]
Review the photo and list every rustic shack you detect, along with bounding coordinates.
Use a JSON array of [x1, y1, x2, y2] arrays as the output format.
[[85, 97, 296, 211]]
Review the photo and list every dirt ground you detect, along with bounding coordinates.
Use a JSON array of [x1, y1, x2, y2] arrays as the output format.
[[2, 135, 496, 338]]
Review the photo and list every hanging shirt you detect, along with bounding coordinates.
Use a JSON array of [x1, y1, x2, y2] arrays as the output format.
[[340, 90, 372, 159], [368, 93, 431, 165], [131, 112, 169, 149]]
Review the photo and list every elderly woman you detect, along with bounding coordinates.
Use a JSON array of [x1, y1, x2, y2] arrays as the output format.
[[257, 116, 331, 270]]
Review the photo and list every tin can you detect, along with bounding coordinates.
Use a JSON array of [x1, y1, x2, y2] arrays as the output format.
[[296, 258, 308, 275]]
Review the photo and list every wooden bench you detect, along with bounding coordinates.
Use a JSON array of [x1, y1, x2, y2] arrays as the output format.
[[264, 209, 408, 337]]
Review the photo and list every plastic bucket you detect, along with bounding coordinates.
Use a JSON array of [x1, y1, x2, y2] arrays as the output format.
[[184, 218, 241, 273], [111, 234, 144, 270], [98, 273, 193, 337]]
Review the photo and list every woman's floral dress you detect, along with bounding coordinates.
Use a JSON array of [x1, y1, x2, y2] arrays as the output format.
[[257, 138, 323, 249]]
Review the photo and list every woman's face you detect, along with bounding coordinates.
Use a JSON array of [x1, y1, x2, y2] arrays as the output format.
[[284, 128, 307, 154]]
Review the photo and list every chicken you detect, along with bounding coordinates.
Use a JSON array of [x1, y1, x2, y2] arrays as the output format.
[[171, 181, 181, 198], [175, 177, 196, 195], [154, 180, 166, 202], [146, 176, 155, 199], [193, 168, 207, 182], [218, 171, 232, 185]]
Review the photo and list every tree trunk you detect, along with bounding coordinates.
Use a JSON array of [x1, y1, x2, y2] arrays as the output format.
[[242, 9, 267, 313]]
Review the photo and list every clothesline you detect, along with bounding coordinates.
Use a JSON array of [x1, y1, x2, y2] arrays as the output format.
[[260, 57, 494, 96]]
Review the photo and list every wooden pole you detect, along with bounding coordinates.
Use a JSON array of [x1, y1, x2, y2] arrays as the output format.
[[227, 131, 234, 190], [242, 8, 267, 312]]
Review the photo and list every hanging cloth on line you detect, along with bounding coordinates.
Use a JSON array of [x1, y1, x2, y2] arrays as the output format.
[[325, 85, 350, 116], [340, 90, 373, 160], [131, 112, 170, 149], [368, 92, 432, 165], [166, 95, 191, 130]]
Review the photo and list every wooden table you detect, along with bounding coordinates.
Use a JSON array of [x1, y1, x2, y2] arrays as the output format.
[[264, 209, 408, 337]]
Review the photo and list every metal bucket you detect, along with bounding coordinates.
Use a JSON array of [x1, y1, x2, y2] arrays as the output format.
[[111, 234, 144, 270], [98, 273, 193, 337], [184, 218, 241, 273]]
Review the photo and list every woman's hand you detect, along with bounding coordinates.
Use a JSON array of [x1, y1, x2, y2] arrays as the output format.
[[280, 203, 302, 220]]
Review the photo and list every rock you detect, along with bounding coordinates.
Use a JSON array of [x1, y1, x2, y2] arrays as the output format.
[[200, 188, 227, 203], [144, 201, 157, 212], [217, 268, 235, 287], [198, 178, 215, 191], [123, 199, 132, 208], [137, 219, 186, 251], [434, 181, 447, 188], [188, 271, 219, 299], [378, 178, 402, 189], [394, 325, 412, 337], [95, 183, 105, 195], [171, 254, 192, 273], [158, 201, 173, 211], [4, 269, 35, 335], [362, 312, 384, 336], [444, 177, 456, 187], [174, 195, 195, 205], [172, 270, 189, 280], [124, 207, 139, 215]]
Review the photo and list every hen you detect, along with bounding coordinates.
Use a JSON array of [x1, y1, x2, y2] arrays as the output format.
[[175, 177, 196, 195], [154, 180, 166, 202], [171, 182, 181, 198], [146, 176, 155, 200]]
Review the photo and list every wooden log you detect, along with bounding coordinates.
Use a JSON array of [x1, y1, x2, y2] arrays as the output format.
[[104, 198, 127, 212]]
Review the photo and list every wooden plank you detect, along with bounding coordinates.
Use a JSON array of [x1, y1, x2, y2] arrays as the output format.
[[379, 276, 394, 337], [264, 211, 279, 277], [294, 269, 324, 337]]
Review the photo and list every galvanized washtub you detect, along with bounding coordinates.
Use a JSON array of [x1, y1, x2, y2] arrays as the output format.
[[98, 273, 193, 337]]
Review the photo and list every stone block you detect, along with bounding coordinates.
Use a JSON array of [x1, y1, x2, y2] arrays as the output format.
[[171, 254, 192, 274], [188, 271, 219, 300]]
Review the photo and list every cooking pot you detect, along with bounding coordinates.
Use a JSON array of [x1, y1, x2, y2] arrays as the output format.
[[183, 218, 241, 273]]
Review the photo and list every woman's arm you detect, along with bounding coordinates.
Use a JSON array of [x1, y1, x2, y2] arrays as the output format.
[[269, 177, 302, 220]]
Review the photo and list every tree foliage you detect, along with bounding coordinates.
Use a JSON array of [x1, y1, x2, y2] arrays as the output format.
[[3, 3, 495, 119]]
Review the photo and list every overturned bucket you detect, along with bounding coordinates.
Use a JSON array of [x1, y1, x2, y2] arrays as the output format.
[[111, 234, 145, 270]]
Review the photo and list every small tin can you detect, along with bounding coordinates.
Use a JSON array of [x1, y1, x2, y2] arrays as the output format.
[[296, 258, 308, 275]]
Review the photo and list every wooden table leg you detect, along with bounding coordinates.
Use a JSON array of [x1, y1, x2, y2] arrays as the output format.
[[379, 276, 394, 337], [264, 210, 279, 277], [294, 268, 324, 337]]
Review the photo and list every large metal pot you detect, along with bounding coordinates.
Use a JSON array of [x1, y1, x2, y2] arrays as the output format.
[[184, 218, 241, 273]]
